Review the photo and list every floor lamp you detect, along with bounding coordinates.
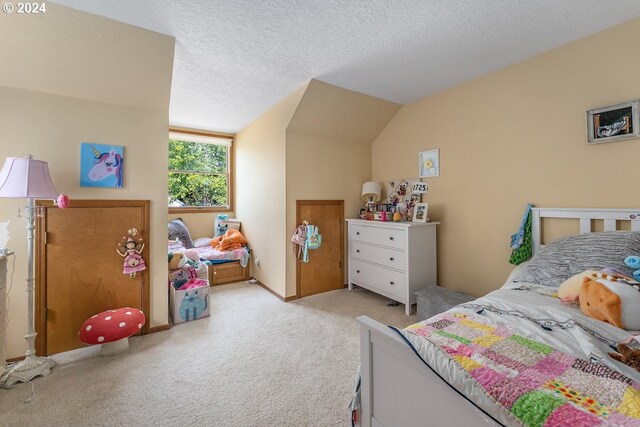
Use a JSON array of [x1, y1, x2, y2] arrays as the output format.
[[0, 156, 59, 387]]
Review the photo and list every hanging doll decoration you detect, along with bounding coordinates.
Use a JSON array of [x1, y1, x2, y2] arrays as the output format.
[[116, 228, 146, 278]]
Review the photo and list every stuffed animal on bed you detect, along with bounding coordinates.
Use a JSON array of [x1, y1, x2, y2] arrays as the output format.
[[609, 343, 640, 373], [168, 252, 188, 271], [557, 270, 599, 302], [579, 274, 640, 330], [624, 255, 640, 281]]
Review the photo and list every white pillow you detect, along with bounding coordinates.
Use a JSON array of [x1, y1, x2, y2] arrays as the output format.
[[193, 237, 212, 248]]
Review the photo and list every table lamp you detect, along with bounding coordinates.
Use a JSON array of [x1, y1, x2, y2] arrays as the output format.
[[0, 155, 59, 387], [361, 182, 381, 211]]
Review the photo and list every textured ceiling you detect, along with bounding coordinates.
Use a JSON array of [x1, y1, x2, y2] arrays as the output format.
[[51, 0, 640, 133]]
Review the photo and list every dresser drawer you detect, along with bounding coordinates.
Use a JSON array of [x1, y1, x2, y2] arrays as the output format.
[[349, 224, 405, 250], [349, 259, 405, 301], [349, 242, 405, 271]]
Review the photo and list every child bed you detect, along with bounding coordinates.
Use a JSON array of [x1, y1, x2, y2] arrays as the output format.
[[168, 218, 250, 286], [356, 208, 640, 427]]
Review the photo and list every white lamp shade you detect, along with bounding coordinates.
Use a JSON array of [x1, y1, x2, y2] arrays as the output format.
[[0, 157, 58, 199], [361, 181, 381, 203]]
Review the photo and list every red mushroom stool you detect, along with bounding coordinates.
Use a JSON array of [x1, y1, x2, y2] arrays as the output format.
[[78, 308, 145, 356]]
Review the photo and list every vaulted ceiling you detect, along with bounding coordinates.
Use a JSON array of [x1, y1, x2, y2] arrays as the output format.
[[52, 0, 640, 133]]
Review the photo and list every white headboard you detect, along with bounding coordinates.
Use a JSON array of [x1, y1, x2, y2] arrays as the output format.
[[532, 208, 640, 256]]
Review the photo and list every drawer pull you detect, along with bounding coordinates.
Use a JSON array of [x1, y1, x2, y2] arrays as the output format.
[[389, 236, 394, 240], [356, 270, 360, 274], [390, 281, 395, 285], [356, 232, 360, 235], [356, 250, 360, 253], [389, 257, 394, 261]]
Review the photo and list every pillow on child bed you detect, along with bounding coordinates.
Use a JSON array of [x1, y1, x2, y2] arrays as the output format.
[[507, 231, 640, 288], [168, 218, 194, 249], [193, 237, 212, 248]]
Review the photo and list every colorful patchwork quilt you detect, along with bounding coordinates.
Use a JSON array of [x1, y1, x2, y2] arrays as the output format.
[[405, 312, 640, 427]]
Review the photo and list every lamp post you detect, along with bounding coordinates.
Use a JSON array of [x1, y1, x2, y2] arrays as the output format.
[[0, 156, 59, 387]]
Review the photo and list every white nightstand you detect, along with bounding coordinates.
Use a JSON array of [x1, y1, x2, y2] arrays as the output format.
[[346, 219, 438, 315]]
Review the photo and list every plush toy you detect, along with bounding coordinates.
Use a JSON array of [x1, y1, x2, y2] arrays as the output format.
[[168, 252, 188, 271], [182, 249, 200, 264], [579, 274, 640, 330], [557, 270, 599, 302], [624, 255, 640, 281], [609, 343, 640, 373]]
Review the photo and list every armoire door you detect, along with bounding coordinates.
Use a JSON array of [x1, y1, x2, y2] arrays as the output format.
[[36, 200, 150, 355], [296, 200, 344, 298]]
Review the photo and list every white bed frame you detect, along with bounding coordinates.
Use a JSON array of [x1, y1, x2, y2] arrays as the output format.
[[357, 208, 640, 427]]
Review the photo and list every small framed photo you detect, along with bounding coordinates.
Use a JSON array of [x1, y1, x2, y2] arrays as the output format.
[[419, 149, 439, 177], [412, 203, 428, 223], [587, 100, 639, 144]]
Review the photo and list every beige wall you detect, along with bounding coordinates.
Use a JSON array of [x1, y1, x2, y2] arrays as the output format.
[[284, 81, 401, 297], [0, 5, 174, 359], [372, 18, 640, 298], [0, 86, 170, 358], [235, 84, 309, 296]]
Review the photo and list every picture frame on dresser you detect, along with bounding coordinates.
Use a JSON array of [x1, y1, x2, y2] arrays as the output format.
[[412, 203, 428, 223]]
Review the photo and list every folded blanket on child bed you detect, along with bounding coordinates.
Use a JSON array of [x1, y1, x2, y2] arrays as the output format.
[[211, 229, 247, 252], [398, 284, 640, 426]]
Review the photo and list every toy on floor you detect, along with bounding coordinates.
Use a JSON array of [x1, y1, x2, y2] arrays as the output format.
[[609, 343, 640, 373], [179, 289, 208, 322], [579, 273, 640, 330], [117, 228, 146, 278], [78, 307, 145, 356]]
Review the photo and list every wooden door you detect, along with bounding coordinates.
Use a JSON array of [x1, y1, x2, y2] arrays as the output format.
[[36, 200, 150, 355], [296, 200, 344, 298]]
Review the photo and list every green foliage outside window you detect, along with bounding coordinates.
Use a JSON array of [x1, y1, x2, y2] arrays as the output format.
[[168, 139, 229, 207]]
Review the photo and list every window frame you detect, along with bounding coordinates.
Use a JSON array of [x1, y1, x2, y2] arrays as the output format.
[[168, 127, 234, 214]]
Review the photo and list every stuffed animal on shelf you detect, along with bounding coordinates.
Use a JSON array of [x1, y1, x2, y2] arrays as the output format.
[[624, 255, 640, 281], [609, 343, 640, 373], [579, 273, 640, 330]]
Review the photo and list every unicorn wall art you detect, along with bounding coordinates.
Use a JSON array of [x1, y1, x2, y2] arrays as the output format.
[[80, 143, 124, 188]]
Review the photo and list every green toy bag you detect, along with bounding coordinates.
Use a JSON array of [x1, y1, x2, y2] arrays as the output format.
[[509, 204, 533, 266]]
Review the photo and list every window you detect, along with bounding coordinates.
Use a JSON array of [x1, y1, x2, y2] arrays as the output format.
[[168, 130, 233, 212]]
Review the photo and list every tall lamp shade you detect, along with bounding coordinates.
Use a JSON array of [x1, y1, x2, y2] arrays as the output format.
[[0, 157, 58, 199], [361, 181, 381, 204], [0, 155, 58, 388]]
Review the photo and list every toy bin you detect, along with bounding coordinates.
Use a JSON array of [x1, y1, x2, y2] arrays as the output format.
[[169, 282, 210, 324]]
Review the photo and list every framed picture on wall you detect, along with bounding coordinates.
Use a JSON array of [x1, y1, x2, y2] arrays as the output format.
[[587, 100, 640, 144], [80, 143, 124, 188], [419, 149, 439, 177], [412, 203, 428, 223]]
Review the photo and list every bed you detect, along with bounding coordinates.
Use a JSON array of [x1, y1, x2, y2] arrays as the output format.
[[168, 218, 251, 286], [356, 208, 640, 427]]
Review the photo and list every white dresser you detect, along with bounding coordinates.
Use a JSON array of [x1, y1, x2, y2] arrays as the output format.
[[346, 219, 438, 315]]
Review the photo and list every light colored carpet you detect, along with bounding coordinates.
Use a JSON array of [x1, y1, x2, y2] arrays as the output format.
[[0, 282, 416, 426]]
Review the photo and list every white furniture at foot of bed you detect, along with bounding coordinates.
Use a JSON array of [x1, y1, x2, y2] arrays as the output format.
[[357, 207, 640, 427], [358, 315, 499, 427]]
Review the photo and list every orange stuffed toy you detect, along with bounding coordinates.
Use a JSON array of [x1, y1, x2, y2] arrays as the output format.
[[579, 274, 640, 330], [579, 276, 623, 328]]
